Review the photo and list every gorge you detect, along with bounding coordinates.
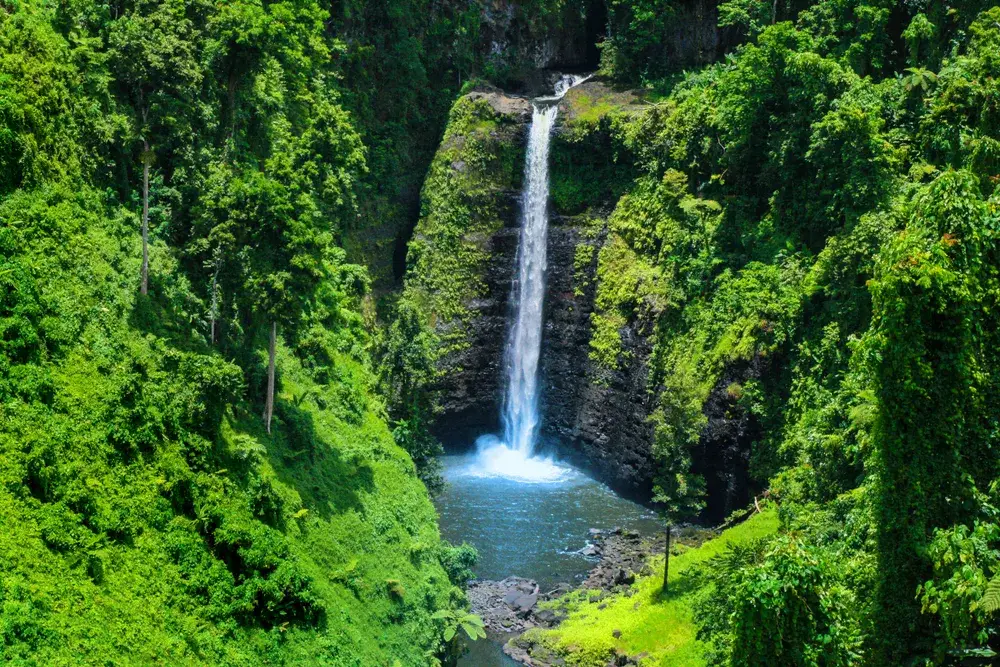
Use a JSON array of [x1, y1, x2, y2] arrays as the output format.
[[431, 73, 668, 664], [6, 1, 1000, 665]]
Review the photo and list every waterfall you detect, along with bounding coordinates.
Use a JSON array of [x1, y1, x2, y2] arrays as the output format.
[[502, 101, 557, 455], [503, 73, 589, 457], [471, 73, 589, 482]]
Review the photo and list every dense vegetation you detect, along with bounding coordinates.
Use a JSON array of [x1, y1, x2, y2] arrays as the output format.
[[0, 1, 489, 663], [401, 0, 1000, 664], [6, 0, 1000, 664], [547, 0, 1000, 663]]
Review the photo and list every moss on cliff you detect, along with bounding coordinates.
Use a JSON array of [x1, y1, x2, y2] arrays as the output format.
[[404, 93, 527, 357], [550, 82, 643, 216]]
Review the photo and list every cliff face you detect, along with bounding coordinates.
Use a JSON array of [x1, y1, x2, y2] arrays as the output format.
[[479, 0, 604, 77], [404, 80, 659, 490], [402, 89, 531, 448], [433, 197, 520, 447], [408, 79, 758, 511], [660, 0, 740, 68], [539, 212, 658, 496]]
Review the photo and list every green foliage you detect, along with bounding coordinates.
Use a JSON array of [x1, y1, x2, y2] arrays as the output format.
[[861, 169, 1000, 661], [522, 509, 780, 665], [573, 3, 1000, 664], [403, 94, 524, 355], [601, 0, 678, 79], [698, 536, 863, 666], [431, 608, 486, 642], [719, 0, 783, 40], [0, 1, 466, 663], [919, 521, 1000, 658]]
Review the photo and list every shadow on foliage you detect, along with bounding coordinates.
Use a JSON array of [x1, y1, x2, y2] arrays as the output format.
[[267, 398, 374, 521], [656, 569, 702, 603]]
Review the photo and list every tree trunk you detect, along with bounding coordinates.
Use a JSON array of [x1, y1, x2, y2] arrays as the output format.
[[663, 522, 672, 593], [209, 250, 221, 344], [265, 320, 277, 434], [772, 0, 778, 24], [141, 138, 150, 296]]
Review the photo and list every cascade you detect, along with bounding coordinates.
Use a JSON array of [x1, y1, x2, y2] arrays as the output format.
[[470, 73, 589, 482]]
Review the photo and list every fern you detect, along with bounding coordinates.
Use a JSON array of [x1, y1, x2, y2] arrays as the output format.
[[978, 577, 1000, 614]]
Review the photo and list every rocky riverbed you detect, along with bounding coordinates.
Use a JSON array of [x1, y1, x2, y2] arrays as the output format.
[[466, 526, 700, 665], [465, 523, 720, 666]]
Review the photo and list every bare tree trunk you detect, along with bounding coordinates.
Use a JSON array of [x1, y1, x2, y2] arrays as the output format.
[[265, 321, 276, 434], [772, 0, 778, 24], [141, 137, 150, 296], [209, 249, 221, 344], [663, 522, 672, 592]]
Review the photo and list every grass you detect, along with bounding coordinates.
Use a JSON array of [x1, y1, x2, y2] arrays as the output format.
[[520, 508, 780, 666]]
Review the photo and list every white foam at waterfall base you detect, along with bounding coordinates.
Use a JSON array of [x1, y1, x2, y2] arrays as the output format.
[[457, 435, 577, 484], [467, 73, 591, 484]]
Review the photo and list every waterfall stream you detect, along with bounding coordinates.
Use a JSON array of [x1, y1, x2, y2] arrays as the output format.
[[469, 74, 589, 482], [436, 75, 661, 667], [502, 98, 557, 456]]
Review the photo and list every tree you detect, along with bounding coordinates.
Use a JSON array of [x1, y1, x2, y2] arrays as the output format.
[[107, 0, 202, 295], [652, 451, 705, 592], [862, 170, 999, 662]]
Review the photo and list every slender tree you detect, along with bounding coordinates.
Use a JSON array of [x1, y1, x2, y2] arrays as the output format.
[[655, 470, 704, 593], [107, 0, 201, 294]]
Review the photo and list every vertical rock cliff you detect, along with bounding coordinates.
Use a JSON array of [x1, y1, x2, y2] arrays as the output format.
[[405, 76, 757, 511], [402, 89, 531, 446]]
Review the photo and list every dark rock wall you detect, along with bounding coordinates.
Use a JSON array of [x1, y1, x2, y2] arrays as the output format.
[[663, 0, 741, 69], [694, 358, 765, 522], [432, 196, 520, 447], [479, 0, 604, 76], [539, 214, 657, 497]]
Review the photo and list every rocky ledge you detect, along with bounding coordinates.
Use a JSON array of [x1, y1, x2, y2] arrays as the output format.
[[467, 527, 672, 664], [468, 577, 573, 635]]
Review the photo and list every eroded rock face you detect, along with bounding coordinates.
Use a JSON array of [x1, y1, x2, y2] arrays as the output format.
[[417, 80, 755, 511], [432, 195, 520, 447], [539, 213, 657, 497], [415, 89, 532, 448], [478, 0, 603, 78], [658, 0, 741, 69]]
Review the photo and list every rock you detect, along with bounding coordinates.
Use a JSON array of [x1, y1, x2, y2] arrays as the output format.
[[598, 603, 607, 610], [614, 568, 635, 586], [544, 583, 572, 599], [612, 629, 622, 639], [588, 528, 604, 538], [512, 593, 537, 614], [579, 544, 600, 557], [534, 608, 556, 625], [468, 577, 541, 635]]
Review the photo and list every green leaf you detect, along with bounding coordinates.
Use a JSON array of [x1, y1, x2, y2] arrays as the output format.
[[461, 622, 485, 640], [977, 577, 1000, 613]]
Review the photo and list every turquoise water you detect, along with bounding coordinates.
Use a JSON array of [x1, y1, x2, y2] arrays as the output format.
[[434, 452, 661, 665]]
